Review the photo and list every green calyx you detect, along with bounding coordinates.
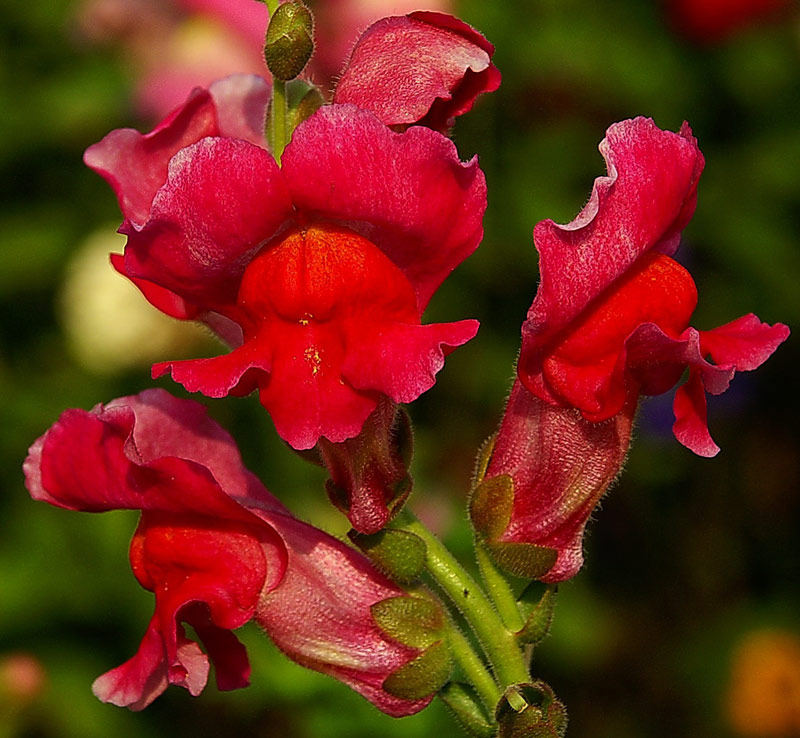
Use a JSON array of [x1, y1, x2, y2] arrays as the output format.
[[371, 594, 445, 649], [495, 682, 568, 738], [264, 1, 314, 82], [373, 595, 452, 700], [470, 474, 558, 580], [350, 528, 426, 584], [516, 584, 558, 645]]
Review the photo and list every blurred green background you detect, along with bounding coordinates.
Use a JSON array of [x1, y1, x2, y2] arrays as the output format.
[[1, 1, 798, 736]]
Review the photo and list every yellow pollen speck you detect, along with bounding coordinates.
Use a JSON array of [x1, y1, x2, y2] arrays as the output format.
[[304, 347, 322, 375], [299, 312, 313, 326]]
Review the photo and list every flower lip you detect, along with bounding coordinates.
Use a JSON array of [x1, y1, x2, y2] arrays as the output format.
[[235, 222, 420, 329]]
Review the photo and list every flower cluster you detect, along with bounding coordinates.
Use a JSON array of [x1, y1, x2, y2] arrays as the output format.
[[473, 117, 789, 582], [23, 2, 790, 732]]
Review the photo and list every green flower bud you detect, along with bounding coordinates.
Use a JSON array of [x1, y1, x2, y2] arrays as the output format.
[[264, 1, 314, 82]]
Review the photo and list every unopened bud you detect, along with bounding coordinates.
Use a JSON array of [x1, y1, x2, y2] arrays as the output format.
[[264, 1, 314, 81], [496, 681, 568, 738]]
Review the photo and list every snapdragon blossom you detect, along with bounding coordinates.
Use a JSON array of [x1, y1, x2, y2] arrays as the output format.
[[474, 117, 789, 583], [23, 389, 435, 715], [85, 75, 486, 450], [519, 116, 788, 458]]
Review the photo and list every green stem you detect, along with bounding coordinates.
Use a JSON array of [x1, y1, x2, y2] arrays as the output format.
[[264, 0, 279, 14], [475, 542, 524, 633], [394, 512, 529, 687], [446, 619, 501, 711], [270, 79, 288, 162]]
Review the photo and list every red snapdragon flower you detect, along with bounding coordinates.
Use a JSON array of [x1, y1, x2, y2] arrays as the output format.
[[334, 11, 501, 132], [85, 75, 486, 450], [667, 0, 793, 43], [519, 116, 788, 458], [23, 389, 436, 715], [473, 117, 789, 583]]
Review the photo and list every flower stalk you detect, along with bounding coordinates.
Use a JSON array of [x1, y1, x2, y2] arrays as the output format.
[[391, 511, 530, 689]]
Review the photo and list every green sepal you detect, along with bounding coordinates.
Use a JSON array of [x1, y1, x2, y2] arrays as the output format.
[[350, 528, 426, 585], [439, 682, 495, 738], [264, 1, 314, 81], [382, 640, 453, 701], [286, 80, 324, 130], [472, 433, 497, 487], [485, 541, 558, 581], [469, 473, 514, 541], [470, 474, 558, 580], [495, 682, 567, 738], [516, 584, 558, 645], [371, 595, 444, 649]]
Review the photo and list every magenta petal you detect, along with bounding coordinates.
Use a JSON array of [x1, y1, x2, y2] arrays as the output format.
[[673, 369, 720, 457], [153, 342, 271, 399], [84, 88, 219, 227], [334, 12, 499, 130], [208, 75, 270, 147], [92, 617, 179, 711], [253, 512, 431, 717], [700, 313, 790, 371], [24, 389, 284, 518], [524, 117, 704, 346], [191, 619, 251, 691], [282, 105, 486, 311], [110, 252, 201, 320], [123, 137, 292, 308], [342, 319, 479, 403]]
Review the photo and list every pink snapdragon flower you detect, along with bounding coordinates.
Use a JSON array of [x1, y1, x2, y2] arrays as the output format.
[[23, 389, 435, 714], [85, 75, 486, 450], [473, 117, 789, 582], [666, 0, 793, 43]]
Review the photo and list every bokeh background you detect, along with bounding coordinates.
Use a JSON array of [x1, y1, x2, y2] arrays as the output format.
[[1, 1, 798, 736]]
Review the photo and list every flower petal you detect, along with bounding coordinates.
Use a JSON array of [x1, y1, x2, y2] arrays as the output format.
[[334, 12, 500, 131], [84, 87, 219, 227], [342, 319, 479, 403], [282, 104, 486, 311], [673, 368, 720, 457], [122, 137, 292, 309], [253, 511, 432, 717], [699, 313, 790, 371], [522, 117, 704, 355]]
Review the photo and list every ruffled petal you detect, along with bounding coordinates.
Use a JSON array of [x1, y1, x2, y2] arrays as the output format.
[[522, 117, 704, 358], [282, 105, 486, 311], [84, 88, 219, 227], [91, 616, 178, 711], [334, 12, 500, 131], [253, 511, 432, 717], [342, 319, 479, 403], [24, 389, 283, 518], [699, 313, 790, 371], [122, 137, 292, 309], [673, 368, 719, 457]]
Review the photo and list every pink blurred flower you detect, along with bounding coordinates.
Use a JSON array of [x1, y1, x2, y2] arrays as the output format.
[[23, 389, 433, 715], [473, 118, 789, 583], [666, 0, 794, 43], [85, 76, 485, 450]]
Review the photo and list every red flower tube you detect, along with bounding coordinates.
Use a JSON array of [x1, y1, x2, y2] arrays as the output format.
[[85, 75, 485, 449], [473, 117, 789, 582], [23, 390, 436, 715]]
